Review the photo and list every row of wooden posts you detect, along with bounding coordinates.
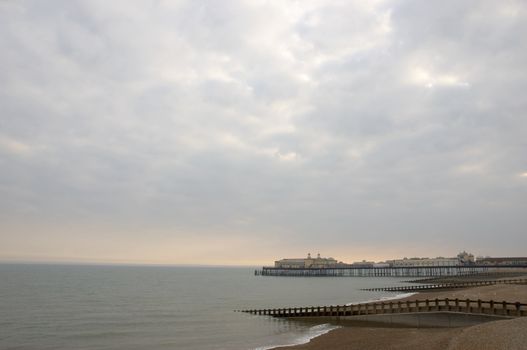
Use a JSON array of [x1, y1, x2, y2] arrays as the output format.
[[402, 272, 527, 284], [239, 298, 527, 318], [257, 265, 492, 277], [362, 278, 527, 292]]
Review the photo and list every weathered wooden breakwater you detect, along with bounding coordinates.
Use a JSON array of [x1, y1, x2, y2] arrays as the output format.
[[361, 278, 527, 292], [402, 271, 527, 284], [255, 265, 527, 277], [238, 298, 527, 319]]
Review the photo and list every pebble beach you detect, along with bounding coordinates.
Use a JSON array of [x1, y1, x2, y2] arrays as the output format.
[[274, 280, 527, 350]]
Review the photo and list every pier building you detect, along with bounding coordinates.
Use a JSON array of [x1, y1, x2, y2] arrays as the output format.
[[274, 253, 345, 269], [257, 251, 527, 277], [476, 257, 527, 265], [388, 257, 461, 267]]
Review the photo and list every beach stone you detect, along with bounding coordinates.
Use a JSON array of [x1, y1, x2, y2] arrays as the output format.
[[448, 318, 527, 350]]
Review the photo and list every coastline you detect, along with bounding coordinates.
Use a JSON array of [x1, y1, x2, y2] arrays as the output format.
[[270, 281, 527, 350], [257, 291, 418, 350]]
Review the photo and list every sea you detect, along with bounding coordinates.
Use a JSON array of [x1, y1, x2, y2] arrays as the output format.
[[0, 264, 415, 350]]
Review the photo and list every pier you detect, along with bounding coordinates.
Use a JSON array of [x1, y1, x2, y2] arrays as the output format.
[[255, 265, 527, 277]]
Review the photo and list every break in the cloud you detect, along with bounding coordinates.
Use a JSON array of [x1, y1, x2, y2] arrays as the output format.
[[1, 0, 526, 265]]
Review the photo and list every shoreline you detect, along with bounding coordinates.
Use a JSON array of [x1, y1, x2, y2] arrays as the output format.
[[270, 280, 527, 350], [258, 291, 419, 350]]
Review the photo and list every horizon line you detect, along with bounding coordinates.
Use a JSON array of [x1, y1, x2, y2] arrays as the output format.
[[0, 259, 262, 268]]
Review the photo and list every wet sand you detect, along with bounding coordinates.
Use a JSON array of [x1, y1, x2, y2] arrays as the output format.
[[274, 283, 527, 350]]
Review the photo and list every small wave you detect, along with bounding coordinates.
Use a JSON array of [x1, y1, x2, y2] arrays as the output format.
[[345, 292, 417, 306], [253, 323, 340, 350]]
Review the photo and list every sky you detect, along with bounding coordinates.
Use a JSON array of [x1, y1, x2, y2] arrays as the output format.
[[1, 0, 526, 265]]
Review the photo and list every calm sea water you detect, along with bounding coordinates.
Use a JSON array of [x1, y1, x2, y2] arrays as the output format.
[[0, 264, 413, 350]]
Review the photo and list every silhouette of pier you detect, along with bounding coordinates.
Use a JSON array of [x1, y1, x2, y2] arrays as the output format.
[[255, 265, 527, 277]]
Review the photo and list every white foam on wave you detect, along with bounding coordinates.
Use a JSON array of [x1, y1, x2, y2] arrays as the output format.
[[345, 292, 417, 306], [253, 323, 341, 350], [253, 293, 416, 350]]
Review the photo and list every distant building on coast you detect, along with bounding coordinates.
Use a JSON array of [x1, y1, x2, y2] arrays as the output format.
[[457, 251, 475, 264], [351, 260, 390, 268], [387, 257, 461, 267], [476, 257, 527, 266], [259, 250, 526, 277], [272, 251, 517, 269], [274, 253, 346, 268], [386, 251, 475, 267], [351, 260, 375, 267]]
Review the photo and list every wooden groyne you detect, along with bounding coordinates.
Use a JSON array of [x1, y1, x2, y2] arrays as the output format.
[[255, 265, 527, 277], [362, 278, 527, 292], [402, 271, 527, 284], [238, 298, 527, 319]]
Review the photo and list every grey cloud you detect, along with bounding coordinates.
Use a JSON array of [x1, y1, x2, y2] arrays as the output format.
[[1, 0, 526, 262]]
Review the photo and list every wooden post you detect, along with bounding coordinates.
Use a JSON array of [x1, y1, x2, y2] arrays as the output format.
[[477, 299, 482, 313], [455, 298, 459, 312], [389, 301, 393, 313], [445, 298, 450, 311], [466, 299, 471, 313], [516, 302, 521, 317], [502, 301, 508, 316], [490, 300, 494, 314]]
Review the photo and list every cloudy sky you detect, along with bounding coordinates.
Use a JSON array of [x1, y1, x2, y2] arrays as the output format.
[[1, 0, 526, 265]]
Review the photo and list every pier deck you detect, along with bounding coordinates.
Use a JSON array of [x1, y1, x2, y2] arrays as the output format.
[[256, 265, 527, 277]]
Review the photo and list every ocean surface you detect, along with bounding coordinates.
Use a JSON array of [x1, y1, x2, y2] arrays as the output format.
[[0, 264, 414, 350]]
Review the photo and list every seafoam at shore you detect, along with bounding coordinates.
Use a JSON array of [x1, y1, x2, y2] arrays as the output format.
[[254, 323, 341, 350], [255, 292, 417, 350], [346, 292, 418, 306]]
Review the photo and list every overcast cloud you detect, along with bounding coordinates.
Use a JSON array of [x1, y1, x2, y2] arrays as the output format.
[[1, 0, 526, 264]]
